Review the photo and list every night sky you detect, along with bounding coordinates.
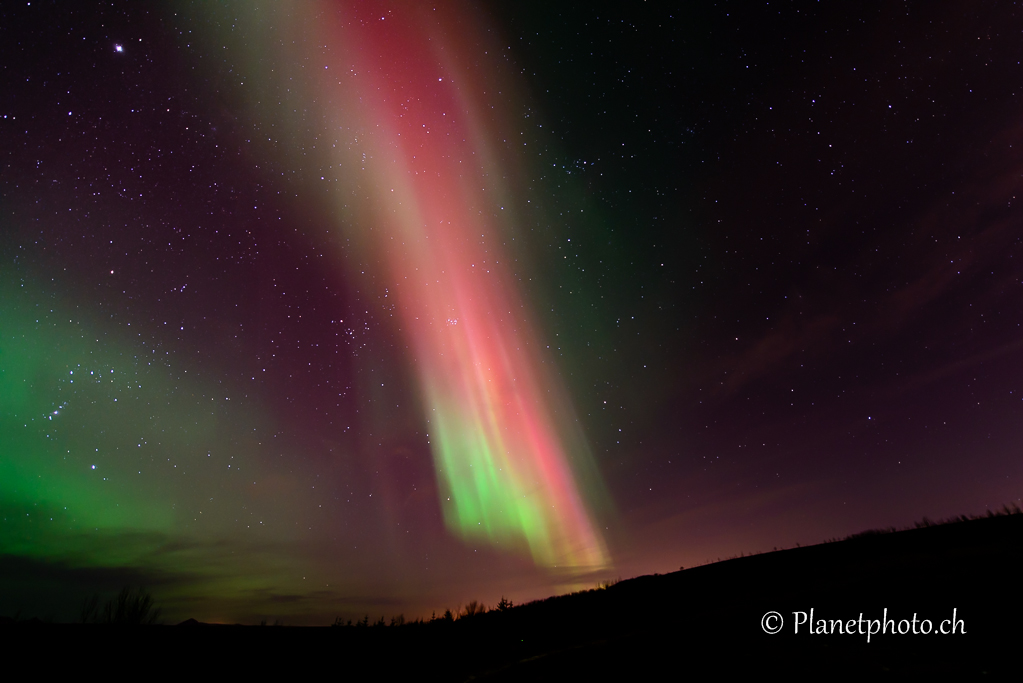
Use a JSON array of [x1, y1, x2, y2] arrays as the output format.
[[3, 1, 1023, 625]]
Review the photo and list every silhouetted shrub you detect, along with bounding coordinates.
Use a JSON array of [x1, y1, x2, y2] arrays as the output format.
[[80, 594, 99, 624], [81, 586, 161, 625]]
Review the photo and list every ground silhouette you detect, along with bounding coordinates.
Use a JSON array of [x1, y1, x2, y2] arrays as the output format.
[[3, 511, 1020, 677]]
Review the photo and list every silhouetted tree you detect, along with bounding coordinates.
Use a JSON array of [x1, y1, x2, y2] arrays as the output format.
[[461, 600, 485, 618]]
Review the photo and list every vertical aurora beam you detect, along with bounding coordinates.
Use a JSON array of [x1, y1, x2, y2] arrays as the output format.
[[268, 2, 610, 569]]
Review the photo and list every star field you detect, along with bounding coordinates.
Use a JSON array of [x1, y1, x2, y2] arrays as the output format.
[[2, 1, 1023, 623]]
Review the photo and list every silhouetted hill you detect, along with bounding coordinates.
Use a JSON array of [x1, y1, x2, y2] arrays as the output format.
[[471, 512, 1023, 678], [4, 513, 1021, 677]]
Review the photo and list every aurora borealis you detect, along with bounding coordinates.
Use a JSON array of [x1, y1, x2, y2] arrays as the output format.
[[292, 3, 610, 569], [4, 1, 1023, 624]]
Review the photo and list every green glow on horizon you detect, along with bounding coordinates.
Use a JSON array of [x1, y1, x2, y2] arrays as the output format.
[[1, 276, 174, 562], [0, 269, 342, 620]]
